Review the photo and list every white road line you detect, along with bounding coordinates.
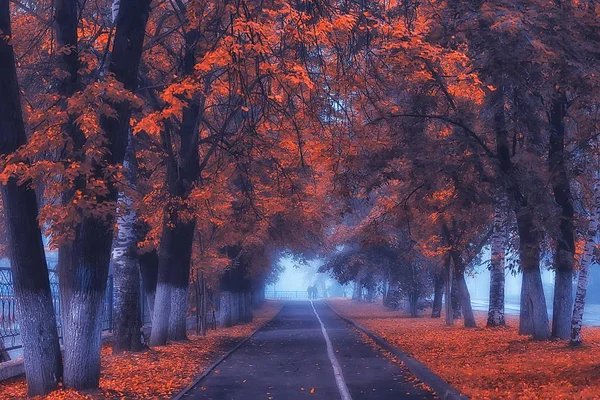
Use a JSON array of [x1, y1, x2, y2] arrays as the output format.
[[310, 300, 353, 400]]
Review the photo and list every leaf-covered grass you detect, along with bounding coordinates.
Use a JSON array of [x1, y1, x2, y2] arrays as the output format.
[[328, 298, 600, 399], [0, 301, 283, 399]]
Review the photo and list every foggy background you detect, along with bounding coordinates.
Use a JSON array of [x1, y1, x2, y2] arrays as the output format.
[[268, 249, 600, 326]]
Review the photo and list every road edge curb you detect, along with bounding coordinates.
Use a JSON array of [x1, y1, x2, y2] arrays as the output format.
[[171, 301, 285, 400], [324, 300, 469, 400]]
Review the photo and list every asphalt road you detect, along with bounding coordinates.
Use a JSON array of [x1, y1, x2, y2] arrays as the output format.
[[181, 301, 437, 400]]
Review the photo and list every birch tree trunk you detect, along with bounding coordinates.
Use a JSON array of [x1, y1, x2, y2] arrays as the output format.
[[571, 151, 600, 345], [0, 4, 63, 394], [112, 135, 142, 353], [488, 195, 508, 327]]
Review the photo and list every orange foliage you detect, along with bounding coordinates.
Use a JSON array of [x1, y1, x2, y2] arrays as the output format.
[[0, 302, 283, 400], [329, 299, 600, 400]]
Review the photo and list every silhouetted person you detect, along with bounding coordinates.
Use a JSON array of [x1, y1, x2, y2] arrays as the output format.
[[307, 285, 313, 299], [313, 285, 318, 299]]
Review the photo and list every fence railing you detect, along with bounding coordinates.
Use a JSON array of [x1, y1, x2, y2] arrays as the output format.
[[265, 290, 311, 299], [0, 266, 152, 352]]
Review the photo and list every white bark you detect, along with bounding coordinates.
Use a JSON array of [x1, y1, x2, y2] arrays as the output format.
[[112, 191, 142, 351], [62, 291, 105, 388], [168, 286, 188, 341], [149, 282, 171, 346], [571, 157, 600, 345], [488, 194, 508, 326]]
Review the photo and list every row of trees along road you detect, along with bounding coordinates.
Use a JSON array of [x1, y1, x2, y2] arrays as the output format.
[[0, 0, 599, 396]]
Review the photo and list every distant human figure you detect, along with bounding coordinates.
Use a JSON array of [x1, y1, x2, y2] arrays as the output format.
[[307, 285, 319, 300], [312, 285, 318, 299]]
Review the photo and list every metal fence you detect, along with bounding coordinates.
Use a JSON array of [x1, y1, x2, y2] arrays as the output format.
[[0, 266, 152, 352], [265, 290, 310, 299]]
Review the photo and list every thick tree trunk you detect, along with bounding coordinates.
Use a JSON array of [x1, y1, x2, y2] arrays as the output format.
[[456, 269, 476, 328], [571, 156, 600, 345], [451, 252, 476, 328], [139, 249, 158, 320], [169, 285, 190, 341], [1, 187, 63, 396], [112, 136, 142, 353], [167, 221, 195, 341], [492, 85, 551, 340], [0, 4, 63, 394], [112, 202, 142, 352], [431, 271, 444, 318], [61, 220, 113, 389], [553, 269, 573, 339], [548, 92, 575, 340], [150, 216, 195, 346], [516, 212, 551, 340], [488, 196, 507, 327], [59, 0, 152, 388]]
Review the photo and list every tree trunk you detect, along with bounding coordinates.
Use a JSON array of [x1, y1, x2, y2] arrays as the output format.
[[150, 216, 195, 346], [219, 291, 233, 328], [451, 272, 462, 319], [230, 292, 240, 325], [548, 91, 575, 340], [456, 270, 476, 328], [59, 0, 152, 388], [488, 196, 507, 327], [61, 221, 113, 389], [112, 135, 142, 353], [244, 291, 253, 322], [445, 256, 453, 326], [352, 279, 362, 301], [202, 274, 208, 335], [431, 271, 444, 318], [571, 153, 600, 345], [492, 85, 551, 340], [0, 4, 63, 394], [0, 175, 64, 396], [451, 252, 476, 328], [409, 291, 419, 318], [139, 249, 158, 320], [167, 221, 195, 342], [516, 212, 551, 340]]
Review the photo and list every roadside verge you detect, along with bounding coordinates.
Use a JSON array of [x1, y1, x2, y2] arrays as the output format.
[[324, 300, 468, 400]]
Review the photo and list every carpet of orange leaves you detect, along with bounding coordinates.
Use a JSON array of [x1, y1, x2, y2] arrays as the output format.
[[0, 300, 283, 400], [328, 299, 600, 400]]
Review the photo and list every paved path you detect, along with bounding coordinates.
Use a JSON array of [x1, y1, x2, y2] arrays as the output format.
[[181, 301, 436, 400]]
